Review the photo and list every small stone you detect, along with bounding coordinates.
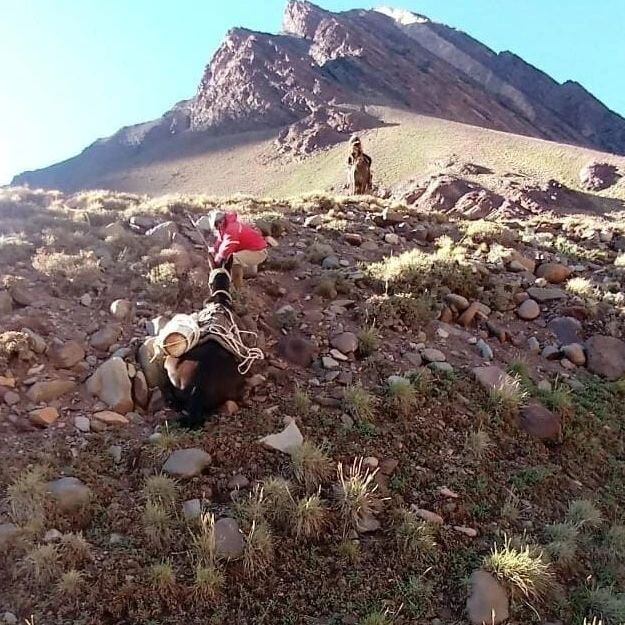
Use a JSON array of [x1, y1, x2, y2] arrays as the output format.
[[0, 523, 20, 551], [467, 570, 509, 625], [363, 456, 379, 470], [80, 293, 92, 307], [527, 337, 540, 353], [411, 507, 444, 525], [4, 390, 20, 406], [445, 294, 470, 311], [110, 299, 134, 321], [27, 379, 76, 403], [527, 287, 567, 302], [304, 215, 323, 228], [331, 332, 358, 354], [29, 406, 60, 427], [440, 487, 459, 499], [74, 416, 91, 432], [260, 420, 303, 453], [47, 477, 91, 512], [454, 526, 478, 537], [356, 513, 381, 533], [429, 361, 453, 373], [473, 366, 515, 394], [562, 343, 586, 366], [384, 233, 400, 245], [182, 499, 202, 521], [476, 339, 493, 360], [517, 299, 540, 320], [214, 517, 245, 559], [542, 345, 560, 360], [228, 474, 250, 489], [322, 356, 340, 369], [44, 528, 63, 542], [405, 352, 422, 367], [422, 348, 446, 363], [93, 411, 130, 427], [220, 400, 239, 416], [322, 255, 340, 270], [436, 328, 450, 339], [109, 445, 122, 463], [537, 379, 552, 392], [89, 324, 122, 351], [22, 328, 46, 354], [163, 448, 211, 478], [330, 348, 348, 362]]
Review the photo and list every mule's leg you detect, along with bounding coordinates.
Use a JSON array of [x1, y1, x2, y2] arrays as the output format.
[[178, 386, 206, 429]]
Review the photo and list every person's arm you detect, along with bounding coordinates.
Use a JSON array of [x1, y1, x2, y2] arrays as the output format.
[[214, 232, 240, 264]]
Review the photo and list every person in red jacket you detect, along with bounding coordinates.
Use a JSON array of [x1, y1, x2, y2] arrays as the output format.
[[199, 210, 268, 287]]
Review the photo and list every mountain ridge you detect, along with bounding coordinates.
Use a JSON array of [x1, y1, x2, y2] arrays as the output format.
[[12, 1, 625, 191]]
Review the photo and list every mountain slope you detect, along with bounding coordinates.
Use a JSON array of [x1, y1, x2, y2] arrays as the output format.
[[12, 1, 625, 192]]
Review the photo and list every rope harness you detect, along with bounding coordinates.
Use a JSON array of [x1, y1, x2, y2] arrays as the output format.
[[155, 264, 264, 375]]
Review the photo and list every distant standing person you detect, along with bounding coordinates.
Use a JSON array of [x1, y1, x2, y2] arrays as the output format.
[[198, 210, 268, 287], [347, 134, 373, 195]]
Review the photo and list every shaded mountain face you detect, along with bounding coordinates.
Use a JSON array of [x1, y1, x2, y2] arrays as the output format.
[[13, 0, 625, 190]]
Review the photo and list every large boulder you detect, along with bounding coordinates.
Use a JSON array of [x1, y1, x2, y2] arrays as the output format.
[[466, 570, 509, 625], [580, 162, 620, 191], [138, 337, 166, 388], [49, 341, 85, 369], [519, 402, 562, 441], [585, 335, 625, 380], [452, 189, 505, 220], [417, 175, 475, 212], [535, 263, 571, 284], [89, 324, 122, 351], [548, 316, 582, 345], [86, 357, 133, 414], [163, 448, 211, 478], [46, 477, 91, 512], [27, 379, 76, 404]]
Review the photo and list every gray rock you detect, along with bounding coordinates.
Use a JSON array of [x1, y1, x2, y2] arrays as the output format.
[[429, 361, 454, 373], [74, 416, 91, 432], [0, 523, 20, 551], [133, 371, 149, 408], [422, 348, 446, 363], [304, 215, 323, 228], [527, 337, 540, 353], [110, 299, 134, 321], [467, 570, 509, 625], [473, 366, 515, 393], [542, 345, 560, 360], [384, 233, 400, 245], [2, 613, 17, 625], [260, 420, 303, 453], [146, 221, 178, 244], [109, 445, 122, 464], [44, 528, 63, 542], [322, 356, 339, 369], [86, 357, 133, 414], [182, 499, 202, 521], [331, 332, 358, 354], [517, 299, 540, 320], [585, 335, 625, 380], [3, 391, 19, 406], [322, 255, 340, 270], [476, 339, 493, 360], [163, 448, 211, 478], [47, 477, 92, 512], [89, 324, 122, 351], [214, 517, 245, 559], [445, 293, 470, 311], [228, 474, 250, 489], [527, 287, 567, 302], [548, 316, 582, 345], [21, 328, 46, 354], [0, 290, 13, 315], [405, 352, 423, 367]]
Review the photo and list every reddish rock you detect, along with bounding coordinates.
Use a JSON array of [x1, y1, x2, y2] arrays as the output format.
[[536, 263, 571, 284], [519, 402, 562, 441], [585, 335, 625, 380], [49, 341, 85, 369], [517, 299, 540, 320], [29, 407, 60, 427], [580, 161, 620, 191]]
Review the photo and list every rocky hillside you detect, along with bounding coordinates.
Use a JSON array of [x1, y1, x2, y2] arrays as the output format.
[[1, 175, 625, 623], [13, 1, 625, 192]]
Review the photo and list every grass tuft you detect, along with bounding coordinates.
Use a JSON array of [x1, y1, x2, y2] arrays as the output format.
[[243, 520, 273, 577], [358, 325, 380, 356], [291, 441, 333, 491], [59, 533, 92, 568], [343, 384, 377, 420], [56, 569, 84, 598], [566, 276, 597, 298], [7, 465, 48, 528], [292, 389, 312, 415], [394, 509, 437, 558], [465, 429, 492, 459], [263, 477, 295, 530], [483, 535, 554, 602], [545, 522, 579, 565], [388, 377, 417, 416], [334, 458, 381, 535], [293, 493, 328, 540], [565, 499, 603, 531], [193, 564, 224, 603], [191, 512, 217, 566], [142, 500, 173, 550], [22, 544, 60, 586], [144, 474, 179, 506]]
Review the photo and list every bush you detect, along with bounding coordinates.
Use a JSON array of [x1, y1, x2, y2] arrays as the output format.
[[32, 249, 102, 293], [365, 293, 436, 329]]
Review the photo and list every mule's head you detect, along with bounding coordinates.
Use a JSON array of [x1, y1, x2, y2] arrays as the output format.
[[208, 255, 234, 307]]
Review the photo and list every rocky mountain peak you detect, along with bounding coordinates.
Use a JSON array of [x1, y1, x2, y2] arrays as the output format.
[[282, 0, 329, 39]]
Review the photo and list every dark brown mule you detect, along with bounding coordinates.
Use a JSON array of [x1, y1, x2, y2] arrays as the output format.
[[162, 256, 246, 428]]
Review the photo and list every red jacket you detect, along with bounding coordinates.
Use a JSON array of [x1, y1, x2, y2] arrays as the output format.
[[213, 213, 267, 263]]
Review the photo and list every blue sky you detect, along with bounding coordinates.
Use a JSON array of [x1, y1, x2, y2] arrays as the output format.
[[1, 0, 624, 185]]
